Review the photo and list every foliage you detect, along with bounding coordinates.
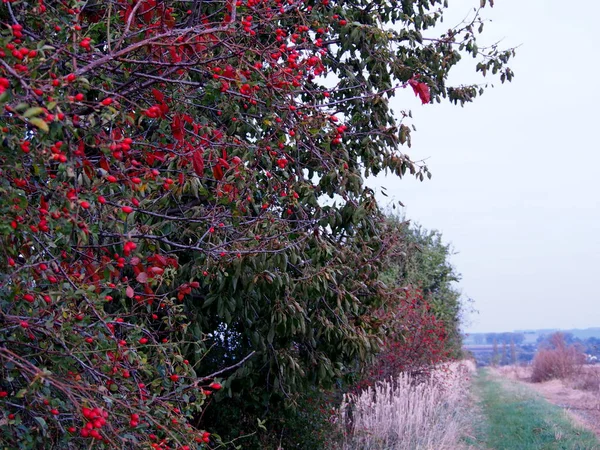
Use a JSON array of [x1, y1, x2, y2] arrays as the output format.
[[0, 0, 514, 447], [402, 224, 465, 356], [205, 387, 342, 449], [355, 287, 449, 390], [357, 219, 465, 387]]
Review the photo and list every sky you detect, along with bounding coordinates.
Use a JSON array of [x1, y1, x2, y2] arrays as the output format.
[[367, 0, 600, 333]]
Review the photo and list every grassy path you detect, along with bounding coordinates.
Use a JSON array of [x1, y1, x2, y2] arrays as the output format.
[[467, 369, 600, 450]]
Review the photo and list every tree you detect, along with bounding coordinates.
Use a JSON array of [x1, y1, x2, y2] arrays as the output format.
[[510, 338, 517, 365], [0, 0, 514, 447], [491, 339, 500, 366]]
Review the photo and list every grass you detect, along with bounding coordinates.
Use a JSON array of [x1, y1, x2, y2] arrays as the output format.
[[472, 369, 600, 450]]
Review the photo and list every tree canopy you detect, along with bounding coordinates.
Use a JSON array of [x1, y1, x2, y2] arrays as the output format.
[[0, 0, 514, 448]]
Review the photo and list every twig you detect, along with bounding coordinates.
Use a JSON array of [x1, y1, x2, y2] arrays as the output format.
[[75, 5, 237, 78], [196, 351, 256, 383]]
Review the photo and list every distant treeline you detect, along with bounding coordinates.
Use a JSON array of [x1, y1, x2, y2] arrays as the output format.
[[468, 332, 525, 345], [465, 331, 600, 367]]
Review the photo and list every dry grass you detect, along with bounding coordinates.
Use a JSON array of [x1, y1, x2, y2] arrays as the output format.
[[495, 363, 531, 381], [569, 365, 600, 392], [336, 361, 476, 450]]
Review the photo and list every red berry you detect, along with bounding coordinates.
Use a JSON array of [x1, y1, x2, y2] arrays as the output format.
[[170, 374, 179, 382], [90, 429, 102, 439]]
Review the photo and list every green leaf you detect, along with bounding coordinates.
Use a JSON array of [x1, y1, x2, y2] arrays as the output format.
[[257, 418, 267, 431], [16, 388, 27, 398], [267, 327, 275, 344], [29, 118, 49, 132], [33, 417, 48, 436], [23, 107, 45, 118]]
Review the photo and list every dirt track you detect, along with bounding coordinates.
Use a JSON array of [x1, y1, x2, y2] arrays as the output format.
[[493, 366, 600, 438]]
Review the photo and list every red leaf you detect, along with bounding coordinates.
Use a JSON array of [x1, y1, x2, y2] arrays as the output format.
[[158, 103, 169, 116], [213, 164, 223, 181], [99, 157, 110, 172], [171, 115, 184, 142], [408, 78, 431, 105], [126, 286, 134, 298], [151, 88, 165, 104], [192, 150, 204, 177], [139, 0, 156, 23], [136, 272, 148, 284], [218, 158, 230, 170], [121, 6, 135, 26]]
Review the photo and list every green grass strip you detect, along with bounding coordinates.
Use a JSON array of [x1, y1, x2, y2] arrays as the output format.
[[471, 369, 600, 450]]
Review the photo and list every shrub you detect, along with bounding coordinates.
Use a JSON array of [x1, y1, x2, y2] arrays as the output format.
[[199, 387, 342, 450], [354, 288, 450, 392], [531, 333, 586, 382], [570, 367, 600, 392]]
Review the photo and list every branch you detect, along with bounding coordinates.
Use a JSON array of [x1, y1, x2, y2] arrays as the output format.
[[195, 351, 256, 383], [75, 15, 237, 77], [0, 59, 31, 92]]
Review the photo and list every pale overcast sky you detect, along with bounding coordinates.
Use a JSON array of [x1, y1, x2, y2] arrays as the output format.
[[368, 0, 600, 333]]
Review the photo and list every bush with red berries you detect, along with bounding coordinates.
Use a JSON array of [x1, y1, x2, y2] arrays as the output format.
[[0, 0, 514, 447]]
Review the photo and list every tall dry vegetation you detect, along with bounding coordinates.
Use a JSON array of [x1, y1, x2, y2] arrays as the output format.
[[531, 333, 586, 383], [337, 361, 476, 450]]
